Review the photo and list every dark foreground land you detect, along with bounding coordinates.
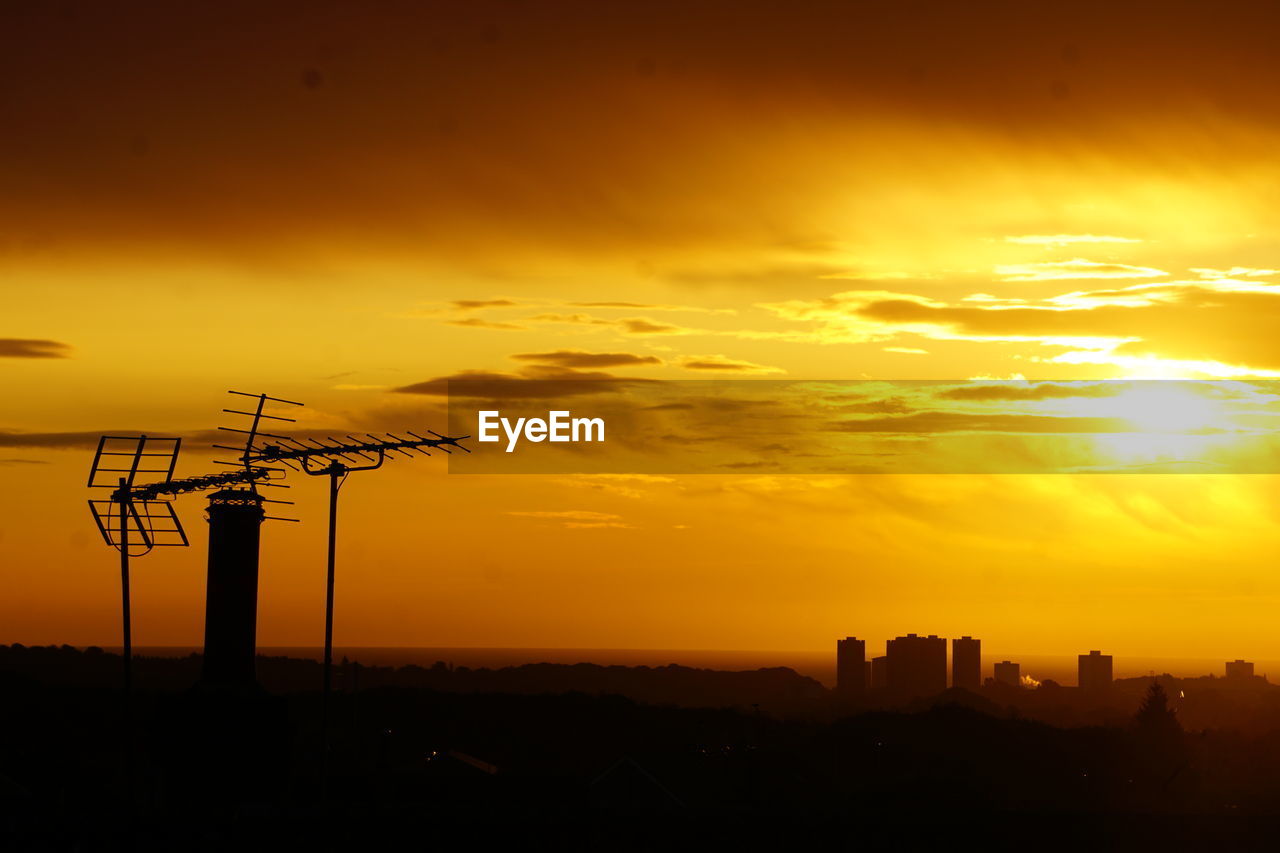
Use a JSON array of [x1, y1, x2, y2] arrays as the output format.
[[5, 645, 1280, 850]]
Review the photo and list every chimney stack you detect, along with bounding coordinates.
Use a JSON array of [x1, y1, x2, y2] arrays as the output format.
[[201, 488, 265, 687]]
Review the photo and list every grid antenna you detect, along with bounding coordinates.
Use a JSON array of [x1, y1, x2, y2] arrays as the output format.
[[87, 435, 184, 555], [88, 435, 286, 554]]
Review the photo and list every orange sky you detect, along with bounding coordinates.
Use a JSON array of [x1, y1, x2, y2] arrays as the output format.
[[5, 1, 1280, 668]]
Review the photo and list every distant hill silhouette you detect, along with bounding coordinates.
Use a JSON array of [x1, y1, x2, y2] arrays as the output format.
[[6, 644, 1280, 729], [0, 643, 826, 714]]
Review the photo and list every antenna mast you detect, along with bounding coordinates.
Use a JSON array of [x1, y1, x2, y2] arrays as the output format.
[[218, 391, 470, 800], [86, 435, 281, 797], [87, 391, 469, 802]]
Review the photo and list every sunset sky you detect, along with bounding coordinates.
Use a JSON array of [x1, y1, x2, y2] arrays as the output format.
[[5, 1, 1280, 672]]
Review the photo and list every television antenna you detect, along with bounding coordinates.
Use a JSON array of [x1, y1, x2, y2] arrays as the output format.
[[217, 391, 470, 799], [86, 434, 285, 794]]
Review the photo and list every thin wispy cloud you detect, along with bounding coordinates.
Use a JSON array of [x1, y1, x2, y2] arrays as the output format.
[[451, 299, 521, 310], [678, 355, 785, 374], [551, 473, 676, 499], [619, 318, 684, 335], [961, 293, 1029, 304], [529, 314, 697, 336], [0, 430, 131, 449], [1190, 267, 1279, 279], [393, 366, 647, 398], [446, 318, 528, 330], [1005, 234, 1142, 246], [511, 350, 662, 369], [757, 275, 1280, 375], [0, 338, 71, 358], [506, 510, 635, 529], [568, 301, 736, 315], [995, 259, 1167, 281]]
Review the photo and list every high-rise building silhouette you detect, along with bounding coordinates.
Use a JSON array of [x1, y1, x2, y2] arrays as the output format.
[[885, 633, 947, 698], [1078, 650, 1113, 691], [951, 636, 980, 690], [994, 660, 1020, 687], [871, 655, 888, 689], [836, 637, 866, 694], [1226, 659, 1254, 680]]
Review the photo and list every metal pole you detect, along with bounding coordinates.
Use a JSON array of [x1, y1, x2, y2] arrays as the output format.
[[319, 464, 341, 801], [118, 477, 134, 802]]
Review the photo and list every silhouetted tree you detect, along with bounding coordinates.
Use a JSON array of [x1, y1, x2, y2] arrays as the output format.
[[1130, 679, 1188, 805], [1134, 681, 1181, 739]]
